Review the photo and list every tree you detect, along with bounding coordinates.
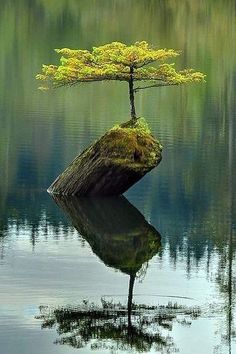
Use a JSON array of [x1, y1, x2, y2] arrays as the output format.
[[36, 41, 205, 120]]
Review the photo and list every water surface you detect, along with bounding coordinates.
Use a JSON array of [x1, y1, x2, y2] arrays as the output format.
[[0, 1, 235, 353]]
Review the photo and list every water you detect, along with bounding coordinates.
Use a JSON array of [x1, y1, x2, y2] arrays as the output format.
[[0, 1, 235, 353]]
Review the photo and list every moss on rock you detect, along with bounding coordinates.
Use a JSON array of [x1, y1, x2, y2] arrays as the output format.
[[48, 117, 162, 196], [94, 117, 162, 167]]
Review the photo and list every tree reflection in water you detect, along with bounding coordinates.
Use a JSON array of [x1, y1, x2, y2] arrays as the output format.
[[37, 196, 200, 353], [38, 300, 200, 353]]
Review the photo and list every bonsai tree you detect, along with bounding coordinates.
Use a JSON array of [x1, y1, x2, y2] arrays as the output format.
[[38, 41, 205, 196], [36, 41, 205, 120]]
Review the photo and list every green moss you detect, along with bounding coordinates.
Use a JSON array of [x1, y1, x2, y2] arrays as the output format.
[[114, 116, 151, 133], [99, 117, 162, 167]]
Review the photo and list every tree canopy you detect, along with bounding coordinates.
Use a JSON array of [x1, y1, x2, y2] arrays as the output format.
[[37, 41, 205, 87], [36, 41, 205, 119]]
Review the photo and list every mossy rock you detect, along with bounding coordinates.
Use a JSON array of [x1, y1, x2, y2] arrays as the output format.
[[48, 117, 162, 196]]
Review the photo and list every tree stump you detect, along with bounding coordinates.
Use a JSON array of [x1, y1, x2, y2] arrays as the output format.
[[48, 118, 162, 196]]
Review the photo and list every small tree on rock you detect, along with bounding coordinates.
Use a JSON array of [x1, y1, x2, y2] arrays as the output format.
[[36, 41, 205, 120]]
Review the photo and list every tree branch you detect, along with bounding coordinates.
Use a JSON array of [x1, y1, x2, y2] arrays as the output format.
[[134, 82, 179, 92], [135, 59, 156, 68]]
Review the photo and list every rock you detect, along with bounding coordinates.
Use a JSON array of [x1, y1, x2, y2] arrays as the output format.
[[48, 117, 162, 196]]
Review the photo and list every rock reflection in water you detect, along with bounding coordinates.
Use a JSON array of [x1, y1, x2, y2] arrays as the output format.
[[37, 196, 200, 353], [53, 195, 161, 276]]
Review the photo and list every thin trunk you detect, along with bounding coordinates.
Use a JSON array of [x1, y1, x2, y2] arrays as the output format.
[[129, 67, 136, 120], [228, 225, 233, 354], [227, 82, 234, 354], [127, 273, 136, 329]]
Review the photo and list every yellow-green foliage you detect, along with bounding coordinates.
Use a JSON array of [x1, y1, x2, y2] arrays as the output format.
[[36, 41, 205, 90]]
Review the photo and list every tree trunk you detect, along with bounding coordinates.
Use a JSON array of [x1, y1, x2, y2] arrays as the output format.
[[48, 118, 162, 196], [127, 274, 136, 330], [129, 67, 136, 120]]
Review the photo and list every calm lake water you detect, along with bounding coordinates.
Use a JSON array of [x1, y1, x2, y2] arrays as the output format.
[[0, 1, 235, 354]]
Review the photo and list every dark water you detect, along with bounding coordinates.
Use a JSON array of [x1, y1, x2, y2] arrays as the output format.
[[0, 1, 236, 353]]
